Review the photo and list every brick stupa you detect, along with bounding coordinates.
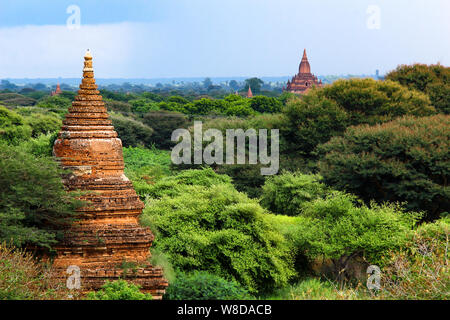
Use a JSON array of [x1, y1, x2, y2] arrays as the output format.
[[51, 50, 168, 298]]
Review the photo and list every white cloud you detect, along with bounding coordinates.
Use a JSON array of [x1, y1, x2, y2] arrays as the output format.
[[0, 22, 143, 78]]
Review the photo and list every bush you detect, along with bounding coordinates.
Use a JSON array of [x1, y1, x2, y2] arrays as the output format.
[[123, 146, 172, 197], [282, 93, 348, 156], [378, 217, 449, 300], [386, 63, 450, 114], [318, 78, 435, 125], [0, 93, 36, 107], [86, 280, 153, 300], [0, 106, 32, 145], [0, 245, 69, 300], [271, 278, 357, 300], [318, 115, 450, 220], [260, 172, 329, 216], [37, 95, 71, 110], [249, 96, 282, 113], [110, 113, 154, 147], [142, 110, 189, 149], [17, 133, 56, 157], [291, 192, 421, 282], [129, 98, 160, 113], [141, 169, 295, 293], [164, 271, 251, 300], [104, 99, 132, 113], [24, 113, 62, 137], [0, 143, 82, 249]]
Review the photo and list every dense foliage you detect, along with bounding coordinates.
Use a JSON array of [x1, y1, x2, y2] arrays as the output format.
[[290, 192, 421, 280], [141, 169, 295, 293], [164, 271, 251, 300], [318, 115, 449, 220], [261, 172, 329, 216], [386, 63, 450, 114], [0, 143, 82, 248], [86, 280, 153, 300], [0, 106, 32, 145], [1, 65, 448, 300]]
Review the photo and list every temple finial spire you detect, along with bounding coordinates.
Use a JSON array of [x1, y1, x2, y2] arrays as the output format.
[[302, 49, 308, 61]]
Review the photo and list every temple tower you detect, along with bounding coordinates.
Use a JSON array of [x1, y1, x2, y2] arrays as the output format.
[[51, 50, 168, 298], [285, 49, 322, 94]]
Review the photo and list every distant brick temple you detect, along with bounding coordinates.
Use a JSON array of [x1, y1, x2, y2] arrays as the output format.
[[51, 50, 168, 298], [285, 49, 322, 94], [51, 83, 62, 96]]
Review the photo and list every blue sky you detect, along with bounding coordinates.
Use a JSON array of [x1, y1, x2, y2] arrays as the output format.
[[0, 0, 448, 78]]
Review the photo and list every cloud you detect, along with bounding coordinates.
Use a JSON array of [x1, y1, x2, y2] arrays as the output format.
[[0, 22, 144, 78]]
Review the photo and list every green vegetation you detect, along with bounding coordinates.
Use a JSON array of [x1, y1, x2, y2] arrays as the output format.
[[318, 115, 449, 220], [260, 172, 329, 216], [86, 280, 153, 300], [164, 271, 252, 300], [1, 64, 448, 300], [0, 245, 69, 300], [0, 143, 82, 249], [141, 169, 295, 294], [386, 63, 450, 114]]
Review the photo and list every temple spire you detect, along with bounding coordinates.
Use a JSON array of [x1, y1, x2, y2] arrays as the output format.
[[247, 86, 253, 98], [299, 48, 311, 74]]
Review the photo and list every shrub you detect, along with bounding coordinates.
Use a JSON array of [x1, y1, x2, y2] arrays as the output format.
[[291, 192, 421, 282], [260, 172, 329, 216], [164, 271, 252, 300], [86, 280, 153, 300], [0, 244, 69, 300], [129, 98, 160, 113], [318, 78, 435, 125], [110, 113, 154, 147], [0, 106, 32, 145], [104, 99, 132, 113], [141, 169, 295, 293], [0, 143, 82, 249], [271, 278, 358, 300], [282, 93, 348, 156], [386, 63, 450, 114], [0, 93, 36, 107], [37, 95, 71, 110], [17, 133, 56, 157], [123, 146, 172, 197], [142, 110, 190, 149], [249, 96, 282, 113], [378, 217, 449, 300], [24, 113, 62, 137], [318, 115, 450, 220]]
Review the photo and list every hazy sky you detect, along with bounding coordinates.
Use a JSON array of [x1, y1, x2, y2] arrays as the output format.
[[0, 0, 449, 78]]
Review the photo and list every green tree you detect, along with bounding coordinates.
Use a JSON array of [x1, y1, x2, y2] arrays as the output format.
[[293, 192, 421, 282], [318, 115, 450, 220], [110, 113, 154, 147], [386, 63, 450, 114], [141, 169, 295, 293], [245, 78, 264, 94], [318, 78, 436, 125], [0, 106, 32, 145], [282, 94, 348, 157], [0, 143, 82, 249], [142, 110, 189, 149], [261, 172, 330, 216]]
